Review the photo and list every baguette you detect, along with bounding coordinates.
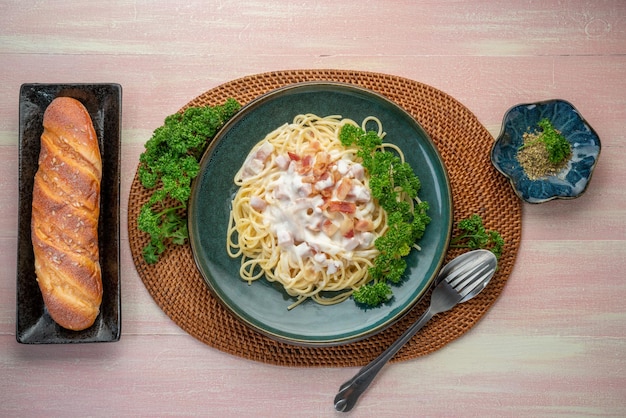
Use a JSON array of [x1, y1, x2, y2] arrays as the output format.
[[31, 96, 103, 331]]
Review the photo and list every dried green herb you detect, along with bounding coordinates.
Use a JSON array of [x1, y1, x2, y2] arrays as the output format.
[[517, 118, 571, 179]]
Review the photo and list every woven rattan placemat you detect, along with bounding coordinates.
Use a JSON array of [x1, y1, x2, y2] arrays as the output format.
[[127, 70, 521, 367]]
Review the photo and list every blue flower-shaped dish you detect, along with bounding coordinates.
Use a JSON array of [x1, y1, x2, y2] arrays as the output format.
[[491, 99, 601, 204]]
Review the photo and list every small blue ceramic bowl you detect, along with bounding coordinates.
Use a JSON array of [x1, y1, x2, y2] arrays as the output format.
[[491, 99, 601, 204]]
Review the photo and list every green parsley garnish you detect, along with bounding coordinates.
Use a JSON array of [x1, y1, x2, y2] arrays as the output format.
[[519, 118, 571, 164], [339, 123, 431, 307], [137, 99, 241, 264], [450, 214, 504, 259]]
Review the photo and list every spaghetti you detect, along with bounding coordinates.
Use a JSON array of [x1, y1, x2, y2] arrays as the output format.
[[227, 114, 392, 309]]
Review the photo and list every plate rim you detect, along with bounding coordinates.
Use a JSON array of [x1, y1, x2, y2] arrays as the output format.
[[188, 81, 452, 346]]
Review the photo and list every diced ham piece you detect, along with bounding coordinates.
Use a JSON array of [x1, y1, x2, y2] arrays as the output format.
[[336, 159, 349, 175], [249, 196, 267, 212], [314, 253, 326, 264], [273, 185, 290, 201], [294, 242, 312, 258], [242, 158, 264, 178], [326, 260, 341, 274], [241, 142, 275, 179], [351, 184, 371, 203], [276, 228, 293, 247], [255, 142, 275, 162], [359, 232, 375, 247], [275, 154, 290, 170], [344, 238, 360, 251], [350, 163, 365, 180]]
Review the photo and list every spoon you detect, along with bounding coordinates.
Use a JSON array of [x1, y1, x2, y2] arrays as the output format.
[[334, 249, 498, 412]]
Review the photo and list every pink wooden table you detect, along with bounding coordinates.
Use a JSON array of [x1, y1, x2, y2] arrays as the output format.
[[2, 1, 625, 416]]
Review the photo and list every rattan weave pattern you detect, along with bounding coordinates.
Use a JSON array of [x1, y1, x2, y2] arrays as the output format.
[[127, 70, 521, 367]]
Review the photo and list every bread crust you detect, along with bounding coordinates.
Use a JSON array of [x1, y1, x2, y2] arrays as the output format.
[[31, 97, 103, 331]]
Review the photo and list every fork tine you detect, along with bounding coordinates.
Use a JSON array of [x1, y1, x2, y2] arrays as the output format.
[[447, 266, 475, 288], [445, 257, 482, 287], [458, 266, 495, 298], [447, 252, 491, 286], [446, 252, 489, 285], [447, 257, 485, 287], [449, 261, 489, 292]]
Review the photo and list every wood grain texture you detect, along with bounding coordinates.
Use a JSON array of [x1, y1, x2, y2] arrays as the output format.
[[2, 0, 625, 416]]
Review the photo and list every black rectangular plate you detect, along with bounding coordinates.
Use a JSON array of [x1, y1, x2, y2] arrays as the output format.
[[17, 83, 122, 343]]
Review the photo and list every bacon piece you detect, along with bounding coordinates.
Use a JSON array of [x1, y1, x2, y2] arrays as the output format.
[[288, 152, 300, 161], [321, 219, 339, 237], [297, 154, 313, 175], [336, 178, 353, 200], [313, 152, 331, 177], [327, 200, 356, 214]]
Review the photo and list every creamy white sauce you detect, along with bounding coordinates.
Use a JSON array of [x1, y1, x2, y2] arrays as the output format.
[[243, 143, 376, 274]]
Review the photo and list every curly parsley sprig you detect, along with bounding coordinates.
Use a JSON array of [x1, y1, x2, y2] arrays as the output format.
[[137, 98, 241, 264], [339, 123, 431, 307], [450, 214, 504, 259]]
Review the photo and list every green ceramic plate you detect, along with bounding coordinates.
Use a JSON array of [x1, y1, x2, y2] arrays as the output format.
[[188, 82, 452, 346]]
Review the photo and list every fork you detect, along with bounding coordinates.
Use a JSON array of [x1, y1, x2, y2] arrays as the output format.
[[334, 249, 497, 412]]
